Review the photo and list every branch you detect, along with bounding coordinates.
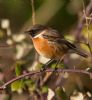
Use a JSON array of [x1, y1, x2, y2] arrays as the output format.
[[0, 68, 92, 90], [75, 0, 92, 39], [31, 0, 36, 25], [82, 0, 92, 56]]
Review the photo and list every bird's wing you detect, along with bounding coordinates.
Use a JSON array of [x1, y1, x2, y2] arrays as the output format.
[[56, 39, 76, 49], [42, 28, 75, 49], [42, 28, 87, 57], [54, 39, 88, 57], [42, 29, 64, 40]]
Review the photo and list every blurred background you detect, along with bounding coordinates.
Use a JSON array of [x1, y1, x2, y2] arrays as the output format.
[[0, 0, 92, 100]]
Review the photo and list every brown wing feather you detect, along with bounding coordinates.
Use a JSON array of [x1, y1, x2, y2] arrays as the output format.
[[42, 28, 88, 58]]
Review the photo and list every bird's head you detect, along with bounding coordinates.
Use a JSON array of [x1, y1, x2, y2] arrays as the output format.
[[25, 24, 47, 38]]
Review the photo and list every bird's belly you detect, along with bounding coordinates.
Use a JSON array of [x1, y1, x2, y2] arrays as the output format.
[[32, 38, 65, 59], [33, 38, 54, 58]]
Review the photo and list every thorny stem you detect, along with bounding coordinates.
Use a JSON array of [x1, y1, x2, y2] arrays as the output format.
[[82, 0, 92, 56], [0, 0, 92, 92], [0, 68, 92, 90], [76, 0, 92, 39]]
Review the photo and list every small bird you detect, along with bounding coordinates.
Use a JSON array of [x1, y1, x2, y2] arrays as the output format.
[[26, 24, 88, 65]]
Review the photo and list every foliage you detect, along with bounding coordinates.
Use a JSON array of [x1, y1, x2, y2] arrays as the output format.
[[0, 0, 92, 100]]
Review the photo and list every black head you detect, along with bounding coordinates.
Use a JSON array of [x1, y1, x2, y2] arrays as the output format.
[[25, 24, 47, 37]]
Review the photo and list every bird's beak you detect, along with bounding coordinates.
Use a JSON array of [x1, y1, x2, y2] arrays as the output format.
[[25, 30, 36, 38]]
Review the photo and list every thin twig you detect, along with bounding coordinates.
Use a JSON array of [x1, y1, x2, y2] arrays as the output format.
[[82, 0, 92, 56], [31, 0, 39, 62], [76, 0, 92, 39], [31, 0, 36, 25], [0, 68, 92, 90]]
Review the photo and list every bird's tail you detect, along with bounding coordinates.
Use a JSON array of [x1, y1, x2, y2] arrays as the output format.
[[72, 48, 88, 58]]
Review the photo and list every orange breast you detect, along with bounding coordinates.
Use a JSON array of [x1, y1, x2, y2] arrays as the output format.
[[33, 38, 64, 59], [32, 37, 55, 59]]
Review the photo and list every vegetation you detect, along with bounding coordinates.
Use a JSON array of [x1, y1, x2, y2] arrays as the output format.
[[0, 0, 92, 100]]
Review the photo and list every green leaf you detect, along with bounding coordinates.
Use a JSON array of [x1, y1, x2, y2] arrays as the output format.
[[51, 63, 65, 69], [51, 63, 57, 69], [25, 80, 36, 91], [56, 87, 68, 100], [37, 63, 43, 69], [58, 63, 65, 68], [15, 63, 22, 76], [11, 80, 24, 92], [41, 86, 48, 93]]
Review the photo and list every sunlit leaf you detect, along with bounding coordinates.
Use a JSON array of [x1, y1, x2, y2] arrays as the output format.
[[11, 80, 24, 92], [41, 86, 48, 93], [25, 80, 36, 91], [56, 87, 68, 100], [51, 63, 65, 69], [15, 63, 22, 76]]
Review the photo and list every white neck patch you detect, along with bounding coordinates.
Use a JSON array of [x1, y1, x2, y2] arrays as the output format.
[[34, 30, 46, 38]]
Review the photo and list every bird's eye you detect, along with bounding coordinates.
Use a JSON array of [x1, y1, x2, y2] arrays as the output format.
[[30, 30, 36, 37]]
